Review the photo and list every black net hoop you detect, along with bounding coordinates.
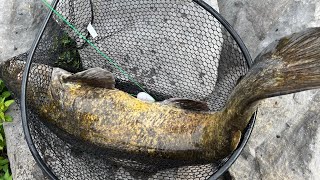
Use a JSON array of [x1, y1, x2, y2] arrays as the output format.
[[19, 0, 256, 179]]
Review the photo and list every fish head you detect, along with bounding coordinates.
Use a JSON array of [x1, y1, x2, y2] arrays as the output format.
[[0, 59, 25, 96]]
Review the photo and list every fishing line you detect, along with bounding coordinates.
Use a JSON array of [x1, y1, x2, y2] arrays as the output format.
[[41, 0, 147, 93]]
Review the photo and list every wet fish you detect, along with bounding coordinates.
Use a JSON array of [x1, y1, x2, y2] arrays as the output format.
[[1, 28, 320, 163]]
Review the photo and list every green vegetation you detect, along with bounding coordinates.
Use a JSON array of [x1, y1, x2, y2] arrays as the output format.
[[53, 32, 83, 73], [0, 80, 14, 180]]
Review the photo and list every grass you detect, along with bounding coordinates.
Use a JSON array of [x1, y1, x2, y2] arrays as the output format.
[[0, 79, 14, 180], [53, 32, 83, 73]]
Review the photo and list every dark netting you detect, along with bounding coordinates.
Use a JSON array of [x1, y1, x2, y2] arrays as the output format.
[[17, 0, 253, 179]]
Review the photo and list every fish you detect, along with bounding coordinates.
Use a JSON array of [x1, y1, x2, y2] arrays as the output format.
[[1, 27, 320, 164]]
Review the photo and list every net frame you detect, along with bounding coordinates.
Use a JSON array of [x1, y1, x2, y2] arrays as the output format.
[[19, 0, 256, 179]]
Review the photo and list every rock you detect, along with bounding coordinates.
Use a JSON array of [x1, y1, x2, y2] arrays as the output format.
[[0, 0, 48, 61], [3, 103, 47, 180], [217, 0, 320, 179], [229, 91, 320, 180], [203, 0, 220, 12], [218, 0, 320, 59]]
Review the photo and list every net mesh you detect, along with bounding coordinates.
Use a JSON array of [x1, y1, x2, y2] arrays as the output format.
[[14, 0, 250, 179]]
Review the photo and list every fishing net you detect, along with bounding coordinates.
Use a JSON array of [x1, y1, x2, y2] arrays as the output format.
[[17, 0, 254, 179]]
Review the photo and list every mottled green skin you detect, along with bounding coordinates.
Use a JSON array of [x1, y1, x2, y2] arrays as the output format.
[[39, 68, 239, 162], [1, 28, 320, 163]]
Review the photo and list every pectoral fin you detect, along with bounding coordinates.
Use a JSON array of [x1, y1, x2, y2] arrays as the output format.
[[161, 98, 209, 111], [63, 67, 115, 89]]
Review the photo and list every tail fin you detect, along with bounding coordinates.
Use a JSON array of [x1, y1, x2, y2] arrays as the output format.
[[248, 28, 320, 100], [225, 28, 320, 129]]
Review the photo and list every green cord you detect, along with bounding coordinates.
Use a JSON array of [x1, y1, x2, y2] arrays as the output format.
[[41, 0, 146, 93]]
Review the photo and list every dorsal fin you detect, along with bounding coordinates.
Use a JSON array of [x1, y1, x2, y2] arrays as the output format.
[[63, 67, 115, 89], [161, 98, 209, 111]]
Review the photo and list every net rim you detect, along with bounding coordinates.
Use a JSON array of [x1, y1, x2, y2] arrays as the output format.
[[20, 0, 255, 179]]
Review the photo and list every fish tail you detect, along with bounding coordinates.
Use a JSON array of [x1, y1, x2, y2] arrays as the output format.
[[248, 28, 320, 100], [225, 28, 320, 129]]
